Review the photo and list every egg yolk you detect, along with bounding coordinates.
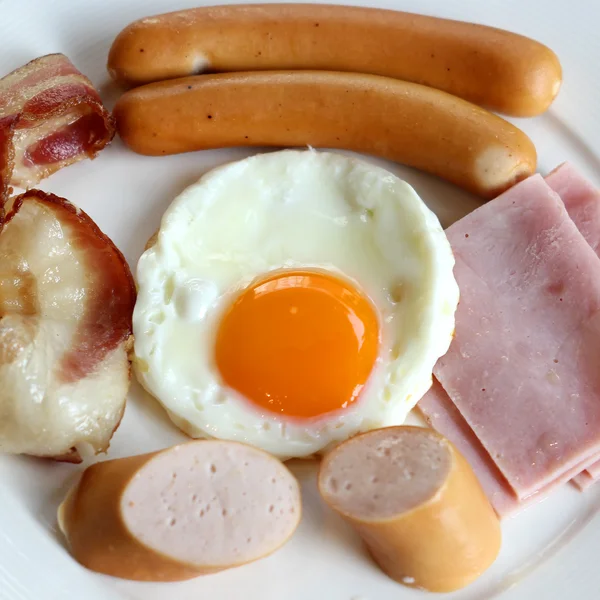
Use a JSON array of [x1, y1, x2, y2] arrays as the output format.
[[215, 270, 379, 418]]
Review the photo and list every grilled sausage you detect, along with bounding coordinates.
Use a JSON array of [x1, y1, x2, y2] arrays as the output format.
[[113, 70, 537, 199], [107, 4, 561, 116]]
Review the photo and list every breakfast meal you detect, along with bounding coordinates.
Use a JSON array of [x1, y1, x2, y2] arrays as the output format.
[[113, 71, 537, 199], [0, 54, 115, 206], [58, 440, 301, 580], [318, 426, 501, 592], [0, 190, 135, 460], [3, 1, 599, 595], [106, 4, 562, 117], [133, 150, 458, 457]]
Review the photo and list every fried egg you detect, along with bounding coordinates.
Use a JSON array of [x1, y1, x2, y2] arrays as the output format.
[[133, 150, 458, 458]]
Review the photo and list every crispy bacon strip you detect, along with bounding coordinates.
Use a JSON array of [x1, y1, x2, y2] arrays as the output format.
[[0, 54, 115, 209]]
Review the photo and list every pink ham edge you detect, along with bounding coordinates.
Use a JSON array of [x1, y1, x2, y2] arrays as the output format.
[[546, 162, 600, 254], [432, 173, 600, 500], [576, 458, 600, 488], [546, 162, 600, 490], [572, 472, 594, 491], [418, 380, 521, 516], [418, 380, 600, 516]]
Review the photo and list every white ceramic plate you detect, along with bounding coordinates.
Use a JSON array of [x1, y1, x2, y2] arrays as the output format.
[[2, 0, 600, 598]]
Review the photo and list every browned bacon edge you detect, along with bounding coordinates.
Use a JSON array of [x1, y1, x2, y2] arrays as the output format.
[[3, 190, 136, 462], [0, 115, 16, 225], [0, 54, 115, 212]]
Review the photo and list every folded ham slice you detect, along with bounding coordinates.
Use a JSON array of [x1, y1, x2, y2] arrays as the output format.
[[418, 381, 521, 516], [429, 172, 600, 501], [0, 190, 135, 460], [419, 381, 600, 516], [0, 54, 115, 208], [546, 162, 600, 254], [547, 162, 600, 492]]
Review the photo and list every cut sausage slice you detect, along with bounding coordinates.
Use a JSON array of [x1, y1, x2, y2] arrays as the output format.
[[318, 426, 500, 593], [113, 71, 537, 199], [58, 440, 301, 581]]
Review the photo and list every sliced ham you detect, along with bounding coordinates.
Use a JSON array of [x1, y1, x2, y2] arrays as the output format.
[[546, 163, 600, 491], [547, 162, 600, 254], [0, 54, 115, 207], [420, 164, 600, 511], [572, 471, 595, 491], [574, 458, 600, 490], [418, 381, 520, 516], [432, 173, 600, 500], [419, 381, 600, 516], [572, 456, 600, 490]]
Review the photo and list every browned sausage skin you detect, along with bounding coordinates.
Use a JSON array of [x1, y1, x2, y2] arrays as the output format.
[[113, 71, 537, 199], [107, 4, 561, 117]]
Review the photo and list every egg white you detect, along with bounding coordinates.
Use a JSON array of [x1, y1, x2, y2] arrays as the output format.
[[133, 150, 458, 458]]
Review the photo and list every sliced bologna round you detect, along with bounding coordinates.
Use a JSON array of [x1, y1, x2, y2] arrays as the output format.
[[318, 426, 501, 592], [58, 440, 301, 581]]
